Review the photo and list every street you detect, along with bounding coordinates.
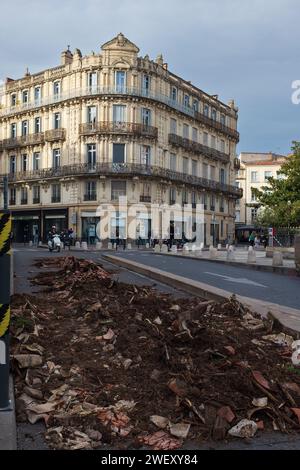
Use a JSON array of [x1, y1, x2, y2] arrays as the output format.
[[110, 252, 300, 310]]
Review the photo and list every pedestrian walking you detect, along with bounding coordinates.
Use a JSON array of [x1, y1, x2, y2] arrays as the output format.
[[249, 231, 255, 247], [254, 235, 260, 249]]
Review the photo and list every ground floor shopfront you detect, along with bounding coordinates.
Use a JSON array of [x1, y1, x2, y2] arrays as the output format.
[[11, 208, 68, 243], [10, 205, 234, 246]]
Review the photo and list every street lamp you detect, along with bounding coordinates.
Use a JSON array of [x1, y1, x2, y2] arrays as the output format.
[[2, 176, 8, 210], [211, 213, 217, 247]]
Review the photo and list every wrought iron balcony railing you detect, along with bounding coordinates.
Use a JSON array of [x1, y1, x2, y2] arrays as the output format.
[[168, 134, 230, 163], [140, 195, 152, 203], [20, 198, 28, 205], [0, 132, 45, 149], [0, 86, 239, 142], [51, 196, 61, 203], [194, 111, 239, 141], [79, 121, 158, 139], [84, 193, 97, 201], [33, 197, 40, 204], [1, 162, 243, 198]]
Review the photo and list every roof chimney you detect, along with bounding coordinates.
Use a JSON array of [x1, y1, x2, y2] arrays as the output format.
[[61, 46, 73, 65]]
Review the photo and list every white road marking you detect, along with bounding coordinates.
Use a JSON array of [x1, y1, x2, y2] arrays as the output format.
[[204, 272, 267, 288]]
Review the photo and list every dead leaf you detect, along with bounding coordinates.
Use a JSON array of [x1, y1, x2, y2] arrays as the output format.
[[150, 415, 169, 429], [138, 431, 181, 450], [217, 406, 235, 424], [123, 359, 133, 370], [284, 383, 300, 397], [103, 329, 115, 341], [23, 386, 43, 401], [224, 346, 236, 356], [24, 343, 44, 355], [113, 400, 136, 412], [168, 378, 188, 397], [262, 333, 294, 347], [252, 397, 268, 408], [13, 354, 43, 369], [169, 422, 190, 439], [252, 371, 271, 390], [27, 401, 58, 414], [291, 408, 300, 424], [27, 411, 50, 425]]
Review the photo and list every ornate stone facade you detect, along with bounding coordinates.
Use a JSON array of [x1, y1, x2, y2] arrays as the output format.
[[0, 33, 241, 243]]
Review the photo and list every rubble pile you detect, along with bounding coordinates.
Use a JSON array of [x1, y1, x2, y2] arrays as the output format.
[[11, 257, 300, 450]]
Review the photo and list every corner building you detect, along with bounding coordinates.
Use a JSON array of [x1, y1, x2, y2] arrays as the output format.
[[0, 33, 242, 244]]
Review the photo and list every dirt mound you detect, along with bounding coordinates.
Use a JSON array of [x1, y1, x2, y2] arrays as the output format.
[[11, 256, 300, 450]]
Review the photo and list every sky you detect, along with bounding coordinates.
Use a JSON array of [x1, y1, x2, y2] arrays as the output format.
[[0, 0, 300, 155]]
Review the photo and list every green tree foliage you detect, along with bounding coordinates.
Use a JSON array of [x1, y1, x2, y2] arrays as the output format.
[[253, 142, 300, 228]]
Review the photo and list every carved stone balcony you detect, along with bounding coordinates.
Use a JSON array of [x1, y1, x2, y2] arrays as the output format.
[[79, 121, 158, 139], [168, 133, 230, 163], [45, 129, 66, 142], [0, 132, 45, 150], [1, 162, 243, 199]]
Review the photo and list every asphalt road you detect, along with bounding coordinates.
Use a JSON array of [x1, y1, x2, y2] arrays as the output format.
[[110, 252, 300, 310]]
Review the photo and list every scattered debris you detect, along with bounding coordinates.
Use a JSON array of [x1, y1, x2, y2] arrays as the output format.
[[252, 397, 268, 408], [150, 415, 169, 429], [138, 431, 181, 450], [169, 422, 191, 439], [10, 256, 300, 450], [217, 406, 235, 424], [262, 333, 294, 347], [228, 420, 258, 438]]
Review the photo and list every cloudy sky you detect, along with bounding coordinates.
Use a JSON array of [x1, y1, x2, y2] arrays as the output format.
[[0, 0, 299, 154]]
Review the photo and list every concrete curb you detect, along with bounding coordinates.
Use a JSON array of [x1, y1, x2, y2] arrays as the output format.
[[103, 254, 300, 337], [153, 252, 297, 277]]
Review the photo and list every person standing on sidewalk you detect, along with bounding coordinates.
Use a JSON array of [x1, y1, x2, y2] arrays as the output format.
[[249, 231, 255, 247]]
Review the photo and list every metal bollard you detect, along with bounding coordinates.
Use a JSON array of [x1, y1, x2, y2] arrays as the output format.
[[0, 212, 11, 410]]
